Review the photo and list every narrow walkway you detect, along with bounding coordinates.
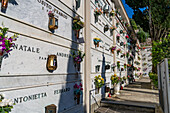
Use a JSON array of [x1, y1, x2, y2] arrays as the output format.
[[95, 77, 159, 113]]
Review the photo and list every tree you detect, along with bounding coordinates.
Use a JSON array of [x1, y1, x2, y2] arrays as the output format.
[[125, 0, 170, 42]]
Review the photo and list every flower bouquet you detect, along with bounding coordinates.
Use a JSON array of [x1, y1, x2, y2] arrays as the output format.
[[122, 30, 126, 35], [94, 8, 103, 16], [110, 74, 121, 85], [125, 35, 129, 39], [70, 50, 85, 71], [117, 61, 120, 69], [137, 67, 141, 71], [109, 10, 115, 17], [74, 83, 83, 104], [110, 46, 116, 54], [93, 37, 101, 47], [116, 34, 120, 43], [130, 54, 133, 59], [123, 41, 126, 48], [110, 25, 116, 33], [122, 76, 126, 81], [125, 22, 129, 27], [0, 26, 18, 56], [94, 75, 104, 93], [0, 94, 14, 113], [73, 16, 84, 39], [117, 49, 121, 55]]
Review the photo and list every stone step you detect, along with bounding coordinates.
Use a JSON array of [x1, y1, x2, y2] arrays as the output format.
[[94, 100, 155, 113]]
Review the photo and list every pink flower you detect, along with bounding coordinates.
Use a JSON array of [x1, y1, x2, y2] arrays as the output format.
[[74, 84, 78, 88], [117, 34, 120, 37], [79, 83, 82, 87], [80, 88, 83, 90]]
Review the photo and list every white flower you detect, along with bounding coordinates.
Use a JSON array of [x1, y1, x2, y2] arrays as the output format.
[[8, 99, 14, 106], [0, 102, 5, 107], [2, 99, 8, 106]]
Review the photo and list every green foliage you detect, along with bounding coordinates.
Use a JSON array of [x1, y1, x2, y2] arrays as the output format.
[[152, 35, 170, 67], [130, 19, 138, 30], [137, 28, 149, 43], [149, 72, 158, 88]]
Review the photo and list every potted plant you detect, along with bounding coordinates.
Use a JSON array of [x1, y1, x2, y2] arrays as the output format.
[[70, 50, 85, 71], [116, 34, 120, 43], [94, 8, 103, 16], [0, 26, 18, 56], [117, 61, 120, 69], [110, 46, 116, 54], [94, 75, 104, 93], [0, 94, 14, 113], [74, 83, 83, 104], [93, 37, 101, 48], [104, 24, 109, 32], [73, 16, 84, 39], [109, 10, 115, 17], [117, 49, 121, 55]]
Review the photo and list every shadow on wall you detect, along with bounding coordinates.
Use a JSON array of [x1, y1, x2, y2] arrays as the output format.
[[57, 5, 83, 112], [101, 53, 106, 99], [1, 0, 18, 13]]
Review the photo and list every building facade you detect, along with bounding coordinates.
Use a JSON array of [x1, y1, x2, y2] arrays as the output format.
[[0, 0, 139, 113]]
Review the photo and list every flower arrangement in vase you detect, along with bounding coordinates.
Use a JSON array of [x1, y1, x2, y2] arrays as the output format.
[[110, 74, 121, 85], [125, 22, 129, 27], [110, 25, 117, 33], [94, 75, 104, 93], [73, 16, 84, 39], [109, 10, 115, 17], [125, 35, 129, 39], [110, 46, 116, 54], [94, 8, 103, 16], [117, 61, 120, 69], [117, 49, 121, 55], [116, 34, 120, 43], [70, 50, 85, 71], [122, 76, 126, 81], [93, 37, 101, 48], [124, 63, 126, 69], [0, 94, 14, 113], [74, 83, 83, 104], [104, 24, 109, 32], [0, 26, 18, 56]]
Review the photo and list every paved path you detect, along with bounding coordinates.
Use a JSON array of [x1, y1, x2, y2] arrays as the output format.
[[95, 77, 159, 113]]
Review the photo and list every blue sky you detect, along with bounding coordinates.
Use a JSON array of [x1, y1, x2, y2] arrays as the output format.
[[122, 0, 134, 18]]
